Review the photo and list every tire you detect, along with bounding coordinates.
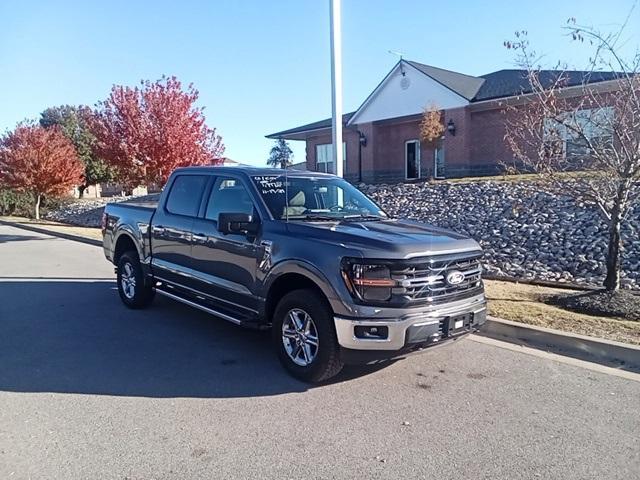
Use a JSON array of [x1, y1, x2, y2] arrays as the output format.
[[116, 251, 155, 309], [272, 289, 344, 382]]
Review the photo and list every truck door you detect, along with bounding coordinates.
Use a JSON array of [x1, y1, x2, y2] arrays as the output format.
[[190, 175, 261, 317], [150, 173, 209, 288]]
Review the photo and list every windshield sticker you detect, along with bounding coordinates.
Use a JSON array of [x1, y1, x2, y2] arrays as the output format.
[[254, 176, 286, 195]]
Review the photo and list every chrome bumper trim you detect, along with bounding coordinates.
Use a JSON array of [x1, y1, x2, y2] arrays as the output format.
[[334, 297, 487, 351]]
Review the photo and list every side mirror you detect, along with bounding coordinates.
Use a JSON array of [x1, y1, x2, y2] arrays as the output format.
[[218, 212, 259, 235]]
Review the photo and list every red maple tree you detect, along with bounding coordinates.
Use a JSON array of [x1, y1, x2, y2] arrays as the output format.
[[0, 123, 84, 219], [90, 76, 225, 188]]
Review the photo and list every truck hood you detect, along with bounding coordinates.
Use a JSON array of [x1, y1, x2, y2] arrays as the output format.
[[285, 218, 482, 258]]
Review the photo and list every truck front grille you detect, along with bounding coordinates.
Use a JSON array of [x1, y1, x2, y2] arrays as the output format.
[[390, 254, 483, 305]]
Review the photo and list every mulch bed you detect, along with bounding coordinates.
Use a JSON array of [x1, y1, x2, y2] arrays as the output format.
[[546, 289, 640, 322]]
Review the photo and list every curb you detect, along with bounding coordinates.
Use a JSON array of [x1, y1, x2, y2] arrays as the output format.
[[0, 219, 102, 247], [480, 316, 640, 374]]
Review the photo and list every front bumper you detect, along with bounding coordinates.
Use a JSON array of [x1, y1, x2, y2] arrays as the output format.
[[334, 293, 487, 360]]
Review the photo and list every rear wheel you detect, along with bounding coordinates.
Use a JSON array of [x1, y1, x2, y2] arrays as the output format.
[[117, 251, 155, 309], [272, 289, 343, 382]]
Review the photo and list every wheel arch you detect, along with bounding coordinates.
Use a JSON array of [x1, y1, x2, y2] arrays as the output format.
[[264, 268, 337, 324], [113, 231, 141, 265]]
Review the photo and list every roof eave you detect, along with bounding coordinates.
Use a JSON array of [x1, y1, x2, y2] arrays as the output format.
[[265, 126, 333, 141]]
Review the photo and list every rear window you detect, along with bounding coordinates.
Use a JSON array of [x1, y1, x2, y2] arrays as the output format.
[[165, 175, 208, 216]]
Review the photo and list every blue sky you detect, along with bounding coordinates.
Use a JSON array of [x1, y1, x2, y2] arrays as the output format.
[[1, 0, 638, 166]]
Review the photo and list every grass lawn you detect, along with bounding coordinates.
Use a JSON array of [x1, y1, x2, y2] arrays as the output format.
[[485, 279, 640, 345]]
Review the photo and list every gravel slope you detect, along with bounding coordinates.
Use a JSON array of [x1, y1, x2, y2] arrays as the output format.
[[362, 181, 639, 289]]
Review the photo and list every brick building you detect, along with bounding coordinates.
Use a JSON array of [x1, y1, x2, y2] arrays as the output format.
[[266, 60, 619, 183]]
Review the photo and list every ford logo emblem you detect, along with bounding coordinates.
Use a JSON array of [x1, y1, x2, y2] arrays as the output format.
[[446, 270, 465, 286]]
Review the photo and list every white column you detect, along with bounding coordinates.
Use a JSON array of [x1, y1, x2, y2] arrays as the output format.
[[330, 0, 343, 177]]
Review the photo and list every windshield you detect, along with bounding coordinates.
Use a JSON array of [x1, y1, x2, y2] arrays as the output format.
[[252, 174, 388, 221]]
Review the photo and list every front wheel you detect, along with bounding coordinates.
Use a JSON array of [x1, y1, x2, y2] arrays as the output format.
[[117, 251, 155, 309], [272, 289, 344, 382]]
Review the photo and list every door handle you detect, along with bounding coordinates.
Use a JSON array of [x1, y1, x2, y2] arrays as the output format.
[[192, 233, 208, 243]]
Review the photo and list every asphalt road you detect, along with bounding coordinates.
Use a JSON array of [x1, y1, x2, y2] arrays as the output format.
[[1, 223, 639, 480]]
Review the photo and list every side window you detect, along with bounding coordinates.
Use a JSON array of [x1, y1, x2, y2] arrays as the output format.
[[205, 177, 255, 222], [165, 175, 209, 217]]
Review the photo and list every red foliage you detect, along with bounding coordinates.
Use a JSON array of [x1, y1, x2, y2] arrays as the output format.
[[0, 123, 84, 198], [89, 76, 225, 187]]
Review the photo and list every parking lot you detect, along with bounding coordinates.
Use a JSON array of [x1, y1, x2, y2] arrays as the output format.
[[1, 224, 639, 479]]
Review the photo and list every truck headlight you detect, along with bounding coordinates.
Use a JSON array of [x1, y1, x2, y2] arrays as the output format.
[[341, 260, 396, 302]]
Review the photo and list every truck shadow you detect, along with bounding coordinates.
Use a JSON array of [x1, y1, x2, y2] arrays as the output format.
[[0, 280, 388, 398]]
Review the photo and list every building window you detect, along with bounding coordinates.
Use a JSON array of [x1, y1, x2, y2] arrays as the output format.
[[316, 143, 346, 174], [543, 107, 614, 161]]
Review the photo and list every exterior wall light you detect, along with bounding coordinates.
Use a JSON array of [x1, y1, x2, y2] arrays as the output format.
[[447, 119, 456, 136]]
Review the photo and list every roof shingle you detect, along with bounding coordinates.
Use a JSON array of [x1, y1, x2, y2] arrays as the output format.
[[406, 61, 485, 101], [474, 69, 621, 101]]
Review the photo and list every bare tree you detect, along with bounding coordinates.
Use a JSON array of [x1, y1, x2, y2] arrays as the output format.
[[504, 20, 640, 292]]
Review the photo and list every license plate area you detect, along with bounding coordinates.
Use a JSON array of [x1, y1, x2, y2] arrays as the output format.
[[442, 313, 472, 337]]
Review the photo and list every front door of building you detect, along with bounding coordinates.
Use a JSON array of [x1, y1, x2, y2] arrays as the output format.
[[405, 140, 420, 180]]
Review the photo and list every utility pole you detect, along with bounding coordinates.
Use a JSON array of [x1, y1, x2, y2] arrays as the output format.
[[330, 0, 343, 177]]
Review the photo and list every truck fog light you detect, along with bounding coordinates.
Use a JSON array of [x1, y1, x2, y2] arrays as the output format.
[[355, 325, 389, 340]]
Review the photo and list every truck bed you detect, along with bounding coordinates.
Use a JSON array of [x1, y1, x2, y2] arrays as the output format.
[[103, 195, 160, 263], [120, 193, 161, 210]]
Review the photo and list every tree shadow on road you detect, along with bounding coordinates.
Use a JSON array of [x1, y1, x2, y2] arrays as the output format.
[[0, 233, 49, 244], [0, 280, 389, 398]]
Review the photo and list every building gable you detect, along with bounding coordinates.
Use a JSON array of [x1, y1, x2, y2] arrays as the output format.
[[347, 61, 469, 126]]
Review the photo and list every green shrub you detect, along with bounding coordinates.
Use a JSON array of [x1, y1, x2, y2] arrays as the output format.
[[0, 188, 34, 217], [0, 188, 73, 218]]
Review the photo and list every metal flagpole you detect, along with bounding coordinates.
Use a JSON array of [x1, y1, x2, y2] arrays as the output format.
[[330, 0, 343, 178]]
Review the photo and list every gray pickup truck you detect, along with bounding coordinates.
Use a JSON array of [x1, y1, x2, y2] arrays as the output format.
[[102, 166, 486, 382]]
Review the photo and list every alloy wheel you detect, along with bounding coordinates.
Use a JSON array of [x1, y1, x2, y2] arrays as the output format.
[[120, 261, 137, 299], [282, 308, 320, 366]]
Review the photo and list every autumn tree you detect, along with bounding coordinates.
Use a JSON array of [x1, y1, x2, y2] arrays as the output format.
[[420, 103, 444, 145], [0, 123, 84, 219], [40, 105, 114, 197], [267, 138, 294, 168], [90, 76, 225, 188], [504, 21, 640, 293]]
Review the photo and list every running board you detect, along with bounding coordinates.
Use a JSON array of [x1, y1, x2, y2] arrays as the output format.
[[156, 288, 243, 325]]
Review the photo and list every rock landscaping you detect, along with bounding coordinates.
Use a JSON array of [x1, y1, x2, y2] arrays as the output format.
[[46, 194, 160, 228], [360, 181, 639, 290], [46, 198, 119, 227]]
